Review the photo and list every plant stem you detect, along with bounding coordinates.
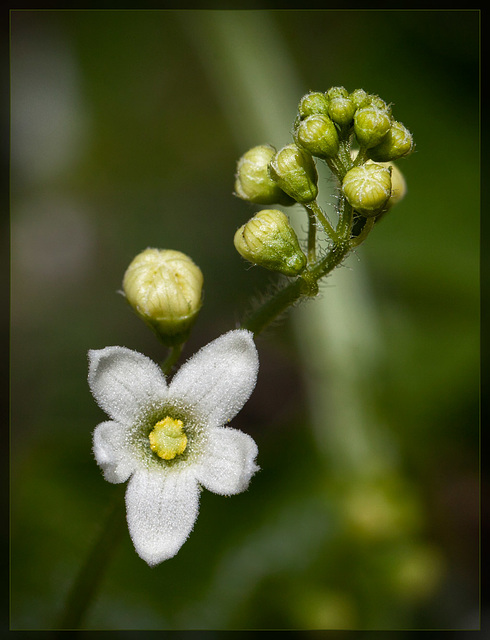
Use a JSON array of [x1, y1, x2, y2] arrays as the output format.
[[57, 488, 126, 629], [304, 200, 339, 243], [241, 238, 351, 336], [306, 207, 317, 262], [160, 342, 184, 375], [240, 277, 307, 335]]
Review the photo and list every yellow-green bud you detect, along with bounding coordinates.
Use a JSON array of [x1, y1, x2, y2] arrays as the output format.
[[268, 144, 318, 204], [294, 114, 340, 159], [328, 95, 356, 127], [234, 144, 295, 206], [368, 120, 414, 162], [349, 88, 369, 109], [298, 91, 330, 119], [234, 209, 307, 277], [342, 163, 392, 217], [123, 248, 203, 346], [367, 95, 391, 113], [354, 106, 392, 148], [326, 86, 349, 100]]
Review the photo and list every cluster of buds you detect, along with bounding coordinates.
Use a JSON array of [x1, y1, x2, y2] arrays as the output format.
[[233, 87, 413, 276], [295, 87, 414, 162]]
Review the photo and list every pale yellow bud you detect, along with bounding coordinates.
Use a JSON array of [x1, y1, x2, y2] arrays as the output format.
[[123, 248, 203, 346]]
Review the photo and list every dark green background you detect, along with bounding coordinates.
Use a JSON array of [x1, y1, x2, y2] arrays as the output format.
[[10, 9, 480, 630]]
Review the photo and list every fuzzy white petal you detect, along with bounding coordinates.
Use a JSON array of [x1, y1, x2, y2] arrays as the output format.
[[125, 468, 201, 566], [168, 330, 258, 429], [92, 420, 136, 484], [88, 346, 168, 425], [196, 426, 259, 495]]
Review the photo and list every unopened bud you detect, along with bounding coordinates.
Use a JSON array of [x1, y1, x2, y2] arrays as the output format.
[[234, 209, 307, 277], [294, 114, 340, 159], [123, 248, 203, 346], [368, 120, 414, 162], [298, 91, 330, 119], [349, 88, 369, 109], [234, 145, 295, 206], [342, 163, 392, 217], [354, 106, 392, 148], [268, 144, 318, 204]]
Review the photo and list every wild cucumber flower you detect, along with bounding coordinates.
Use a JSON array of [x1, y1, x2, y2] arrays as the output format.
[[88, 330, 259, 566]]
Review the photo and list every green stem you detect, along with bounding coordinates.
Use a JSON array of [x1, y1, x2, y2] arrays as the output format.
[[241, 239, 351, 336], [353, 146, 369, 166], [57, 488, 126, 629], [306, 207, 317, 262], [160, 342, 185, 375], [349, 216, 375, 248], [240, 277, 307, 335], [304, 200, 339, 243]]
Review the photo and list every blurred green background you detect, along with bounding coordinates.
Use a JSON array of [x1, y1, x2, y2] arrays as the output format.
[[10, 9, 480, 630]]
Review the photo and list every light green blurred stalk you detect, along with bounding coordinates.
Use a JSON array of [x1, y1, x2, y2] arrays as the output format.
[[181, 10, 397, 477]]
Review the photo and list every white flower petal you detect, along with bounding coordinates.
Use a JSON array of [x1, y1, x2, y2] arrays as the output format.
[[168, 330, 258, 428], [196, 426, 259, 495], [88, 346, 168, 424], [125, 468, 201, 566], [93, 420, 136, 484]]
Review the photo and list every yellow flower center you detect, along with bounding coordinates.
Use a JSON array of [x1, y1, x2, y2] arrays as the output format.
[[149, 417, 187, 460]]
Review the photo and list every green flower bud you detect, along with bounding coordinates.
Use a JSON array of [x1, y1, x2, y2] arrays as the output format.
[[234, 209, 307, 277], [294, 114, 340, 159], [367, 95, 391, 113], [342, 163, 392, 217], [298, 91, 330, 119], [354, 106, 392, 148], [326, 86, 349, 100], [349, 88, 369, 109], [234, 144, 295, 206], [368, 120, 414, 162], [123, 248, 203, 346], [268, 144, 318, 204], [328, 95, 356, 126]]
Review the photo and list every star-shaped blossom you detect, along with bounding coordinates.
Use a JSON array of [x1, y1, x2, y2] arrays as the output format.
[[88, 330, 259, 566]]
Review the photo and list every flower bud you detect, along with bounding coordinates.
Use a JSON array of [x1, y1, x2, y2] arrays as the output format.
[[349, 88, 369, 109], [234, 144, 295, 206], [123, 248, 203, 346], [368, 120, 414, 162], [326, 86, 349, 100], [234, 209, 307, 277], [354, 106, 392, 148], [342, 163, 392, 217], [298, 91, 330, 119], [328, 95, 356, 126], [268, 144, 318, 204], [294, 114, 340, 159]]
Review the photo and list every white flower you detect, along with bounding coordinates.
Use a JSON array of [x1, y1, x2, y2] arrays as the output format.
[[88, 329, 260, 566]]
